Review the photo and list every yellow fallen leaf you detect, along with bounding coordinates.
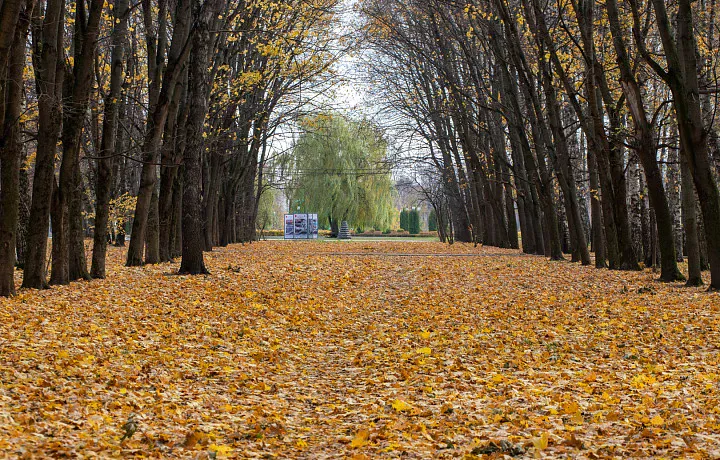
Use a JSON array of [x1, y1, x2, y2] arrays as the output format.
[[350, 429, 370, 448], [533, 432, 549, 450], [416, 347, 431, 355], [391, 399, 412, 412], [563, 401, 580, 414], [420, 331, 431, 339], [296, 439, 308, 448], [209, 444, 232, 455], [651, 415, 664, 426]]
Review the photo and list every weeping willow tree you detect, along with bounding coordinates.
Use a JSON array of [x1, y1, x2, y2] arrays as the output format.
[[286, 114, 395, 234]]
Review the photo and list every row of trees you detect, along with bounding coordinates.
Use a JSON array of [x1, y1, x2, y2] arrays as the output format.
[[399, 208, 421, 234], [360, 0, 720, 289], [0, 0, 340, 296]]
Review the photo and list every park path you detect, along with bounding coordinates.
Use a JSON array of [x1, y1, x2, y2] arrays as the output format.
[[0, 241, 718, 458]]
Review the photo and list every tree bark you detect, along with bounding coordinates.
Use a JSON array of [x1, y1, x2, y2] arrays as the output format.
[[51, 0, 103, 284], [540, 59, 591, 264], [588, 148, 606, 268], [23, 0, 66, 289], [127, 0, 191, 266], [0, 0, 34, 296], [179, 0, 224, 274], [91, 0, 129, 278], [682, 154, 703, 286], [145, 186, 160, 263]]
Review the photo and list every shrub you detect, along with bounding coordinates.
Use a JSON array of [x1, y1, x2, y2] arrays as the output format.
[[399, 209, 408, 232], [428, 209, 438, 232], [408, 209, 420, 234]]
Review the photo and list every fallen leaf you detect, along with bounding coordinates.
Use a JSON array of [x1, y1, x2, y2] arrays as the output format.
[[350, 429, 370, 448], [391, 399, 412, 412]]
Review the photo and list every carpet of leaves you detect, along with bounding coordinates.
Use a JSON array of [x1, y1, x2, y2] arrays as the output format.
[[1, 241, 719, 458]]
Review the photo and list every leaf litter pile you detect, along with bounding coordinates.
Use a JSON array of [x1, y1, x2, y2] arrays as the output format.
[[1, 241, 719, 458]]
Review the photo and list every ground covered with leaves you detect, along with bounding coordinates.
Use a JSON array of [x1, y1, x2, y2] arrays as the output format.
[[1, 241, 719, 458]]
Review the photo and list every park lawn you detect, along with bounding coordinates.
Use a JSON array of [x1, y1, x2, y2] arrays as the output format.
[[0, 241, 718, 458]]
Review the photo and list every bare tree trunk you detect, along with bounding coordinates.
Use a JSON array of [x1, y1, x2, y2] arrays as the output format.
[[171, 174, 183, 258], [23, 0, 66, 289], [51, 0, 103, 284], [628, 155, 644, 261], [68, 158, 89, 280], [145, 187, 160, 263], [682, 154, 703, 285], [179, 0, 224, 274], [541, 60, 591, 264], [16, 142, 31, 268], [588, 148, 606, 268], [665, 144, 684, 262], [0, 0, 33, 296], [91, 0, 129, 278], [159, 73, 187, 261], [640, 0, 720, 288], [127, 0, 191, 266]]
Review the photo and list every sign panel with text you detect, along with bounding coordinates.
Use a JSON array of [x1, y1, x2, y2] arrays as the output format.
[[284, 213, 319, 239], [284, 214, 295, 239]]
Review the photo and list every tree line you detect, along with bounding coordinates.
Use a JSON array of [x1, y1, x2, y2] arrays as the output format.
[[0, 0, 340, 296], [360, 0, 720, 289]]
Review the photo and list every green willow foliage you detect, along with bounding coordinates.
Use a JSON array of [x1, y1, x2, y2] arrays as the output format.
[[286, 114, 395, 231]]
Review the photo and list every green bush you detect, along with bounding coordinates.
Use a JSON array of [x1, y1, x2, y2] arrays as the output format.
[[408, 209, 420, 234], [399, 209, 408, 232], [428, 209, 438, 232]]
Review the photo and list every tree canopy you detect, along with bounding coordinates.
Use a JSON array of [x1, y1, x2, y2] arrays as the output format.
[[285, 114, 395, 231]]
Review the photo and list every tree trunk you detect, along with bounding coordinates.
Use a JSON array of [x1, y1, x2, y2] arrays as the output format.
[[53, 0, 103, 284], [91, 0, 129, 278], [68, 159, 90, 280], [643, 0, 720, 289], [541, 60, 591, 264], [159, 74, 187, 261], [23, 0, 66, 289], [682, 154, 703, 285], [606, 0, 684, 279], [127, 0, 191, 266], [171, 174, 183, 258], [179, 0, 224, 274], [145, 187, 160, 263], [0, 0, 33, 296], [628, 156, 644, 261], [588, 148, 606, 268], [16, 143, 31, 268], [50, 178, 68, 285]]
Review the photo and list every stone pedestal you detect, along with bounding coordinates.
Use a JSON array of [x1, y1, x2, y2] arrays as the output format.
[[338, 221, 351, 239]]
